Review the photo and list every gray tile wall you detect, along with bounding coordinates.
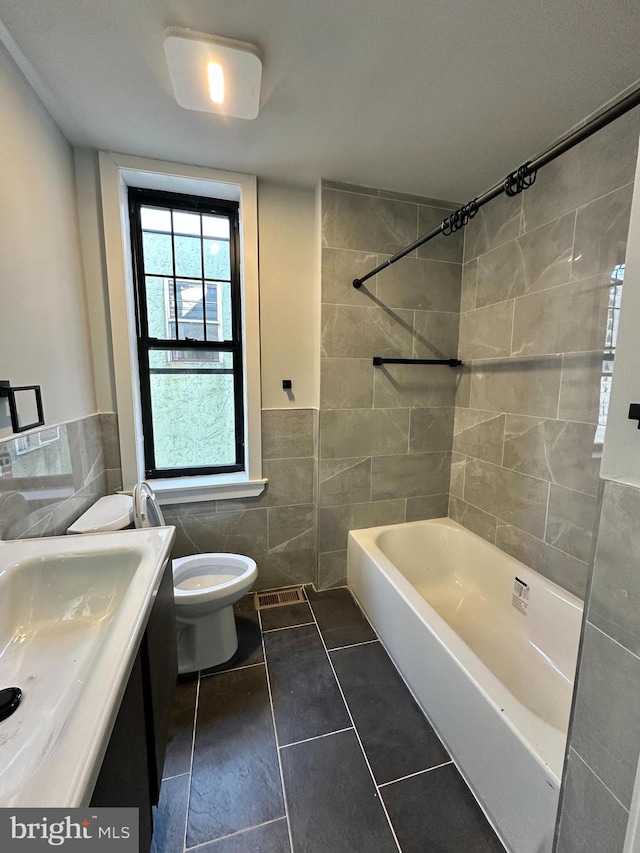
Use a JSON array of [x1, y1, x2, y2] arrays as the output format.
[[163, 408, 317, 592], [555, 479, 640, 853], [453, 110, 640, 599], [319, 182, 461, 589], [0, 412, 121, 539]]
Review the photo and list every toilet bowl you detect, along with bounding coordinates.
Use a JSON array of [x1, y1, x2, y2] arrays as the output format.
[[68, 482, 258, 674]]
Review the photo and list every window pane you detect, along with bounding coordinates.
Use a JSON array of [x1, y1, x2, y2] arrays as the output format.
[[145, 276, 174, 337], [173, 211, 201, 236], [202, 215, 230, 238], [142, 232, 173, 275], [204, 239, 230, 280], [205, 281, 233, 340], [148, 355, 238, 469], [140, 207, 171, 232], [174, 235, 202, 278]]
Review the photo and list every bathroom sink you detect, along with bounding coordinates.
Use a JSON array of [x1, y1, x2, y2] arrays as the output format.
[[0, 527, 174, 807]]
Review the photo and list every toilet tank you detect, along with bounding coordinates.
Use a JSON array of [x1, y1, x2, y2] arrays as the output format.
[[67, 494, 134, 534]]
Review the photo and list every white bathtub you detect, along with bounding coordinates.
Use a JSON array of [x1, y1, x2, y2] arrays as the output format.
[[347, 517, 583, 853]]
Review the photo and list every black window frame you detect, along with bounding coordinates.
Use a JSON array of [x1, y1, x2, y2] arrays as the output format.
[[128, 187, 244, 479]]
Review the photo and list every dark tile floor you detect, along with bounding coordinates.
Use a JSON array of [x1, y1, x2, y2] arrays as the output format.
[[151, 586, 505, 853]]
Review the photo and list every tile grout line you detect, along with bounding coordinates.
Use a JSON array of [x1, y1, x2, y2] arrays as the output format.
[[304, 592, 403, 853], [184, 817, 288, 852], [279, 727, 355, 750], [199, 661, 265, 679], [377, 760, 454, 788], [327, 638, 380, 652], [181, 674, 201, 853], [262, 622, 316, 634], [258, 608, 296, 853]]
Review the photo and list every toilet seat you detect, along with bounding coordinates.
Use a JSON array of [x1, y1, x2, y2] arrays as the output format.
[[172, 553, 257, 606]]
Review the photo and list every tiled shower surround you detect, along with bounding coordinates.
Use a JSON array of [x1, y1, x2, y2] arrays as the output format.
[[318, 182, 463, 588], [0, 412, 120, 539], [452, 109, 640, 599]]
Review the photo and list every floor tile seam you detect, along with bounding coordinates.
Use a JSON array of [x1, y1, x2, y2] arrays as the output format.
[[182, 674, 201, 852], [327, 638, 380, 653], [303, 585, 380, 642], [304, 596, 403, 853], [183, 816, 288, 851], [199, 661, 265, 679], [262, 621, 316, 634], [377, 760, 454, 789], [279, 727, 355, 750], [258, 608, 296, 853], [161, 771, 190, 782]]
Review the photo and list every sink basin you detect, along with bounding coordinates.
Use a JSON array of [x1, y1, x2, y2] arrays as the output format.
[[0, 527, 175, 807]]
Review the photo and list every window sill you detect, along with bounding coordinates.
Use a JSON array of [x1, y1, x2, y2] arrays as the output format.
[[149, 474, 267, 505]]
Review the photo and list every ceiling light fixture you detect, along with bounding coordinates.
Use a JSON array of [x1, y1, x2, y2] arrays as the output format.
[[164, 28, 262, 120]]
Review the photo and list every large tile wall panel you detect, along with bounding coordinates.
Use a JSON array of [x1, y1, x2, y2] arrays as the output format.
[[455, 112, 640, 598], [319, 182, 462, 588]]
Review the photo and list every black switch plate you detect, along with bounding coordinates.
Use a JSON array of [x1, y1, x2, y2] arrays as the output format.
[[282, 379, 292, 390], [628, 403, 640, 428]]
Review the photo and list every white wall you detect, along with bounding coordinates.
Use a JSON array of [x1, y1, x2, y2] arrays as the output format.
[[0, 40, 95, 439], [257, 181, 319, 409], [602, 142, 640, 486]]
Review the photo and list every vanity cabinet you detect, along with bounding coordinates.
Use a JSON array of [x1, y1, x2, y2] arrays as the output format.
[[90, 559, 176, 852]]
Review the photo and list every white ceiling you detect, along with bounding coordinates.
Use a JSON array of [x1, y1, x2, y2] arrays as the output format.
[[1, 0, 639, 200]]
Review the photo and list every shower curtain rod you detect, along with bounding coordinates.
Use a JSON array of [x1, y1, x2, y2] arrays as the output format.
[[353, 85, 640, 289]]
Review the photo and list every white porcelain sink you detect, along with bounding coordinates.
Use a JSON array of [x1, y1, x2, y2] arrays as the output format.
[[0, 527, 175, 807]]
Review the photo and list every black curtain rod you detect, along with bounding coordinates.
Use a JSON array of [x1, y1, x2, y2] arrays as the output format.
[[353, 86, 640, 289]]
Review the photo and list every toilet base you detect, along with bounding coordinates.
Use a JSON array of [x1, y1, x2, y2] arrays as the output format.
[[175, 603, 239, 674]]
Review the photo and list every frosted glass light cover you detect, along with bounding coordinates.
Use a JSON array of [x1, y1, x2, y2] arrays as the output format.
[[164, 28, 262, 120]]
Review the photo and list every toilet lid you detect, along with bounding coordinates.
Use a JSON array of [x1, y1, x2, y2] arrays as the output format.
[[132, 481, 166, 528]]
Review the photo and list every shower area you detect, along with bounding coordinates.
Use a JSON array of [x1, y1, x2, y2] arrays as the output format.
[[318, 97, 640, 853]]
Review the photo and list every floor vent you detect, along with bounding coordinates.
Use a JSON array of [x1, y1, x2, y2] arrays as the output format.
[[255, 587, 306, 610]]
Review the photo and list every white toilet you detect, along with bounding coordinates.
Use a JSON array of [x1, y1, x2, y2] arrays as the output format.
[[68, 482, 258, 674]]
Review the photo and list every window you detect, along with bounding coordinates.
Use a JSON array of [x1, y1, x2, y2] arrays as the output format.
[[128, 187, 244, 478]]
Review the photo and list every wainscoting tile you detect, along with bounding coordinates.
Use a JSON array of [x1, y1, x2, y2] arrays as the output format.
[[458, 300, 514, 360], [319, 457, 371, 507], [322, 188, 418, 254], [306, 586, 376, 649], [330, 642, 449, 784], [281, 730, 397, 853], [260, 458, 315, 507], [449, 496, 497, 543], [371, 451, 451, 500], [321, 304, 415, 359], [373, 363, 456, 408], [409, 407, 455, 453], [317, 550, 348, 590], [556, 749, 628, 853], [461, 258, 477, 312], [264, 504, 316, 588], [320, 408, 410, 459], [264, 624, 350, 745], [495, 523, 588, 598], [262, 409, 314, 459], [405, 493, 448, 522], [545, 485, 597, 564], [522, 108, 640, 232], [166, 505, 268, 565], [375, 255, 461, 312], [413, 311, 459, 360], [417, 205, 464, 263], [463, 459, 549, 538], [558, 351, 606, 425], [322, 246, 379, 305], [503, 415, 600, 496], [453, 408, 505, 464], [511, 276, 610, 357], [463, 191, 522, 261], [590, 481, 640, 657], [449, 452, 466, 499], [469, 355, 562, 418], [571, 622, 640, 809], [320, 358, 373, 409], [381, 763, 504, 853], [187, 666, 284, 847], [572, 183, 633, 282], [318, 500, 405, 554]]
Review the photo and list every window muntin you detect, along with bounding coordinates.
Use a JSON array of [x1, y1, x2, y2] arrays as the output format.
[[128, 188, 244, 478]]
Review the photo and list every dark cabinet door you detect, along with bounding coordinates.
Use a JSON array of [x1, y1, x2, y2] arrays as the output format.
[[90, 650, 153, 853], [142, 559, 177, 804]]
